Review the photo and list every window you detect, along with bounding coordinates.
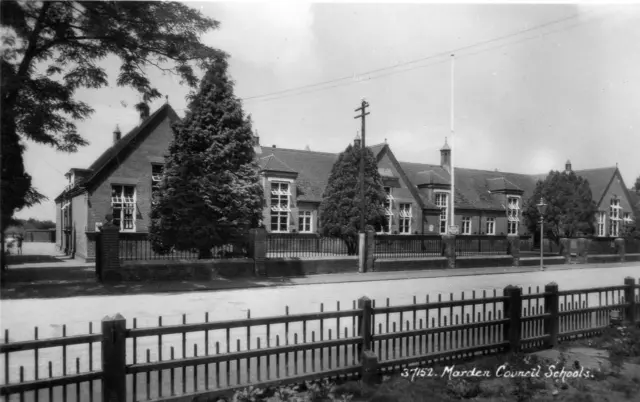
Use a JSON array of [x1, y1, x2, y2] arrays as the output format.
[[597, 212, 606, 237], [435, 192, 448, 234], [111, 185, 136, 231], [462, 216, 471, 235], [399, 203, 412, 234], [270, 182, 291, 232], [378, 187, 394, 234], [151, 164, 163, 198], [609, 198, 621, 237], [507, 196, 520, 235], [623, 212, 633, 231], [486, 217, 496, 235], [298, 210, 312, 233]]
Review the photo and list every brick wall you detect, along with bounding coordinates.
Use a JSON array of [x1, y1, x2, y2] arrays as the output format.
[[88, 116, 174, 233], [264, 258, 357, 277], [72, 194, 88, 259]]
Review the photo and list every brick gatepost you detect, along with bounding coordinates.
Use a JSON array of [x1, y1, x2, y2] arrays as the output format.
[[98, 218, 121, 283]]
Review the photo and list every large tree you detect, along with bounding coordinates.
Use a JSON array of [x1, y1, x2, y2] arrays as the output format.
[[1, 0, 223, 239], [319, 144, 387, 255], [633, 174, 640, 193], [523, 170, 598, 246], [148, 59, 264, 259]]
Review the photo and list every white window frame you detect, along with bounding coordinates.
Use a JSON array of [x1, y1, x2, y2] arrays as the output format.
[[435, 191, 449, 235], [270, 182, 291, 232], [609, 198, 622, 237], [399, 203, 412, 234], [111, 185, 136, 232], [377, 187, 394, 234], [151, 164, 163, 198], [506, 196, 520, 235], [623, 212, 633, 228], [597, 211, 606, 237], [486, 217, 496, 235], [462, 216, 471, 235], [298, 210, 313, 233]]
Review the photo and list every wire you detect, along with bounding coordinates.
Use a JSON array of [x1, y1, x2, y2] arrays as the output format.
[[239, 8, 609, 103]]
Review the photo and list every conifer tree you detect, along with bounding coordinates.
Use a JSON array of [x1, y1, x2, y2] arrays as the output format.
[[149, 58, 263, 259], [319, 144, 387, 255], [523, 170, 598, 245]]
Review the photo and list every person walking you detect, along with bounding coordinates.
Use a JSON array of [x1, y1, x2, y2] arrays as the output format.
[[16, 233, 23, 255]]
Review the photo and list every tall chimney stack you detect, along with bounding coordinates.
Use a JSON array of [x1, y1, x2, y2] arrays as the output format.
[[113, 125, 122, 143], [440, 137, 451, 173]]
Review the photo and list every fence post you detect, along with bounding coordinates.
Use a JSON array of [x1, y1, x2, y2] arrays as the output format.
[[507, 235, 520, 266], [502, 285, 522, 353], [543, 282, 559, 348], [102, 314, 127, 402], [615, 238, 625, 263], [559, 238, 571, 264], [442, 235, 456, 268], [623, 277, 636, 325], [357, 297, 373, 352], [252, 227, 267, 277], [365, 230, 375, 272]]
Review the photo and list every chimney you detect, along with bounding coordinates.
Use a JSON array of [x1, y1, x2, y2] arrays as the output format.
[[354, 131, 361, 148], [440, 137, 451, 172], [113, 125, 122, 143], [565, 159, 572, 174]]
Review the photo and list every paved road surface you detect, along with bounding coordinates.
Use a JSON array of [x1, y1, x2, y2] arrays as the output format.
[[1, 265, 638, 401]]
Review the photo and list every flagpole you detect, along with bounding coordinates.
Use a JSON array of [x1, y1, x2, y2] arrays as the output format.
[[450, 54, 455, 233]]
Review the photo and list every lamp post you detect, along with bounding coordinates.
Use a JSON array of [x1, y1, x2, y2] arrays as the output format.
[[536, 198, 548, 271]]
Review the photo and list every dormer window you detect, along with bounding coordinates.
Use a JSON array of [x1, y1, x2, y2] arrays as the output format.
[[507, 196, 520, 235], [270, 182, 291, 232]]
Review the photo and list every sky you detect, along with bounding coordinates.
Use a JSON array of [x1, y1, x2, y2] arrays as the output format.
[[16, 0, 640, 221]]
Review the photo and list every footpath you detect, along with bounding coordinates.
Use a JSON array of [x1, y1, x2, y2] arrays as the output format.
[[1, 259, 638, 300]]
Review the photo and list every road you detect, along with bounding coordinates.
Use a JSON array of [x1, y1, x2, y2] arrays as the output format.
[[1, 265, 638, 401]]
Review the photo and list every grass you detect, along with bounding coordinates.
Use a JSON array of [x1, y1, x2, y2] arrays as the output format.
[[217, 325, 640, 402]]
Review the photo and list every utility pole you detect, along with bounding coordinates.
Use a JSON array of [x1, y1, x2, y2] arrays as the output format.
[[354, 99, 370, 273], [450, 54, 456, 234], [354, 98, 370, 233]]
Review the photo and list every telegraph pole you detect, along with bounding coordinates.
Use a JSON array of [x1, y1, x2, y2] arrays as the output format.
[[354, 99, 370, 273], [354, 98, 370, 233]]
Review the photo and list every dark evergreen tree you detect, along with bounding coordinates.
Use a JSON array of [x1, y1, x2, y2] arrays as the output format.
[[1, 0, 224, 246], [523, 170, 598, 245], [319, 144, 387, 255], [633, 174, 640, 193], [149, 59, 263, 259]]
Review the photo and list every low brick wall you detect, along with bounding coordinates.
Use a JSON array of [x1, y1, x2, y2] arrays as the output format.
[[626, 254, 640, 262], [265, 258, 357, 277], [373, 258, 448, 272], [456, 256, 514, 269], [520, 256, 567, 267], [115, 259, 254, 282], [587, 254, 622, 264]]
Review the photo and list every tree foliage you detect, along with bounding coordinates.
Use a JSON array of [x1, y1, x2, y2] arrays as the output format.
[[0, 0, 223, 234], [319, 144, 387, 255], [522, 170, 598, 245], [633, 174, 640, 193], [148, 59, 263, 259]]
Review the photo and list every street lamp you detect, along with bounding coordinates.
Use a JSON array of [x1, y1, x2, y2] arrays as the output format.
[[536, 198, 548, 271]]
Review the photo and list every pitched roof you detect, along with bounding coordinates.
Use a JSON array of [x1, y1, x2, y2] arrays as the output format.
[[400, 162, 538, 210], [259, 154, 297, 174], [55, 103, 179, 202]]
